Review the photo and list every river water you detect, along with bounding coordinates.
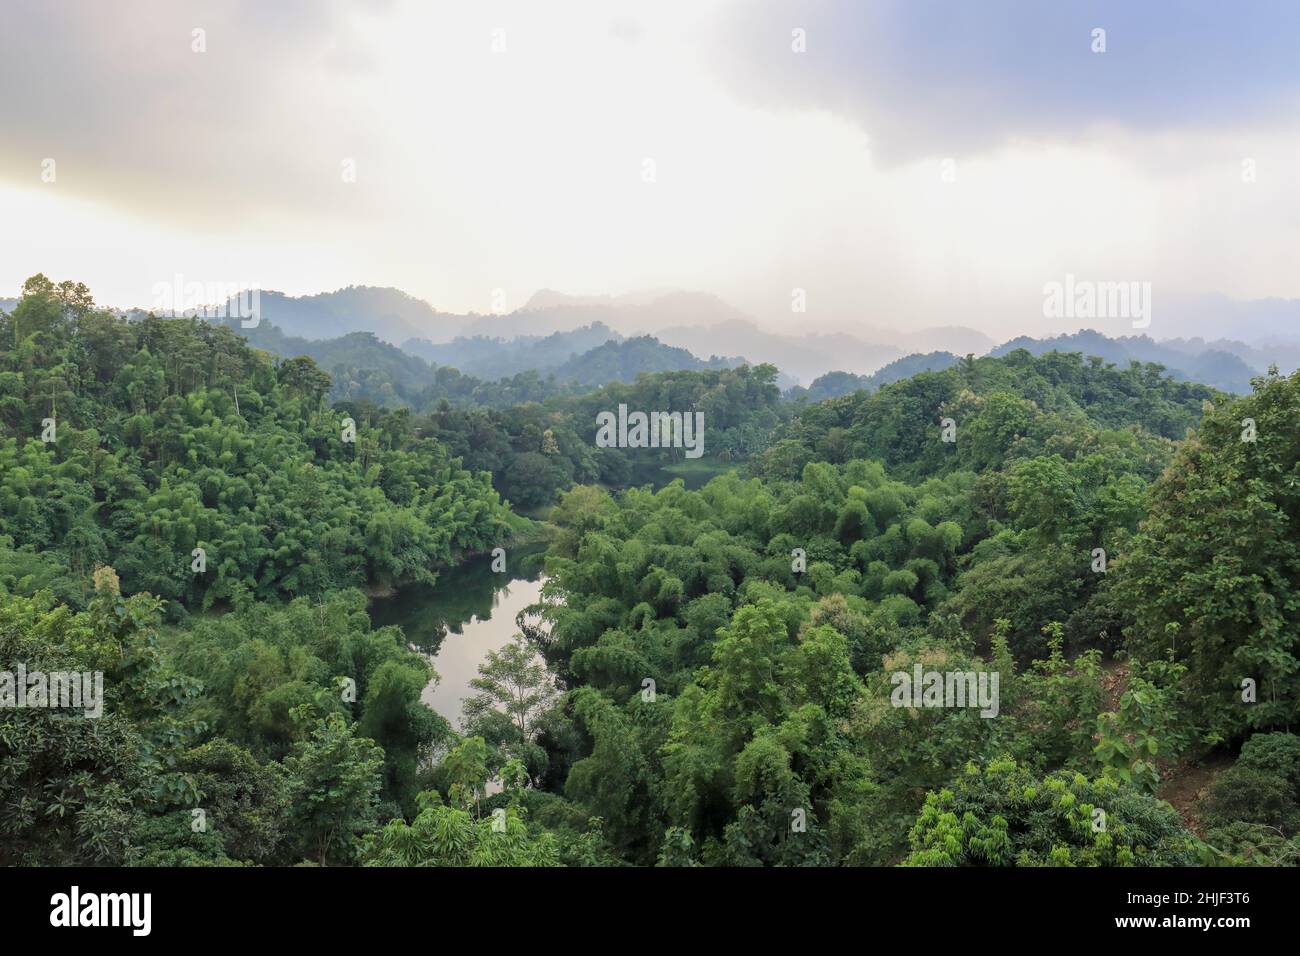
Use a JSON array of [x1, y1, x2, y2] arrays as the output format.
[[366, 464, 732, 728], [368, 543, 548, 729]]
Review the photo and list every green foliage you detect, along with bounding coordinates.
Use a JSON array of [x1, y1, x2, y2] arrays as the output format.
[[0, 280, 515, 612], [462, 634, 558, 783], [164, 589, 445, 814], [1119, 369, 1300, 742], [4, 274, 1284, 868], [756, 349, 1213, 483], [1003, 623, 1105, 772], [1202, 732, 1300, 865], [363, 795, 560, 867], [904, 757, 1201, 866], [0, 571, 202, 865], [1093, 660, 1187, 793], [282, 713, 385, 866]]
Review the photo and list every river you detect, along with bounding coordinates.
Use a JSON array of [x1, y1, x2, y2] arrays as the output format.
[[366, 463, 733, 727], [368, 542, 548, 728]]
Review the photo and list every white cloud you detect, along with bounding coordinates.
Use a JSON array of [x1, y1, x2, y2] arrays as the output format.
[[2, 0, 1298, 342]]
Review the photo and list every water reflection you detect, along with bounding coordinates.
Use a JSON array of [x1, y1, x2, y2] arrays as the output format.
[[369, 544, 547, 726]]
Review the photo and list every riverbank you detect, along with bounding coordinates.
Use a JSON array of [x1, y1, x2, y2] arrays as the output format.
[[368, 540, 550, 727]]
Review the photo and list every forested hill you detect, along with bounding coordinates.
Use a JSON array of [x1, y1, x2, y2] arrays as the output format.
[[548, 336, 739, 387], [403, 323, 624, 378], [404, 322, 743, 383], [989, 329, 1259, 394], [236, 322, 441, 405], [788, 351, 961, 402], [0, 276, 519, 613], [756, 348, 1222, 483], [538, 347, 1299, 866], [5, 275, 1300, 869], [788, 329, 1270, 405], [413, 362, 786, 509], [223, 286, 463, 344], [231, 319, 738, 408]]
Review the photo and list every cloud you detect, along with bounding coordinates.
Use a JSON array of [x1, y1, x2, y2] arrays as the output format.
[[0, 0, 389, 222], [710, 0, 1300, 162], [609, 15, 642, 44], [3, 0, 1298, 328]]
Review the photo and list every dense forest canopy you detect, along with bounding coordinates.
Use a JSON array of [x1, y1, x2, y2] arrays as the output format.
[[234, 317, 742, 411], [3, 275, 1298, 868], [0, 275, 520, 614]]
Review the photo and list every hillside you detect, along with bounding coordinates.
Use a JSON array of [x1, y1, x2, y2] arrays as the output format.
[[548, 335, 739, 387], [6, 276, 1300, 874], [226, 286, 468, 344], [230, 318, 738, 407], [989, 329, 1259, 394], [789, 351, 962, 401], [403, 323, 642, 380]]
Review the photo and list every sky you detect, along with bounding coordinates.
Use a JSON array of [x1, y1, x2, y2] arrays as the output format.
[[2, 0, 1298, 340]]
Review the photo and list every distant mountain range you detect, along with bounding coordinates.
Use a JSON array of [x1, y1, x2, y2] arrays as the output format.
[[988, 329, 1268, 394], [196, 284, 1294, 389], [403, 323, 625, 378], [210, 286, 994, 384], [229, 287, 470, 344], [402, 321, 740, 382], [1157, 291, 1300, 347], [8, 281, 1298, 395], [795, 328, 1290, 403], [452, 290, 993, 383], [789, 352, 963, 401], [546, 335, 739, 387], [229, 318, 739, 405]]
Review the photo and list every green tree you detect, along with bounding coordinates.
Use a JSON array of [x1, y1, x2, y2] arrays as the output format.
[[905, 757, 1203, 866], [283, 713, 384, 865]]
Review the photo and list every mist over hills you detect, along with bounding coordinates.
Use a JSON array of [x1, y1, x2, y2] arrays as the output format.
[[519, 288, 680, 311], [1160, 291, 1300, 346], [55, 282, 1297, 373], [227, 286, 471, 344], [546, 336, 740, 387], [211, 285, 993, 384], [1157, 335, 1300, 378], [402, 321, 739, 381], [228, 318, 741, 406], [403, 323, 742, 385], [793, 331, 1278, 403], [789, 352, 963, 402], [17, 281, 1294, 395], [471, 290, 995, 382], [988, 330, 1268, 395], [403, 323, 626, 379]]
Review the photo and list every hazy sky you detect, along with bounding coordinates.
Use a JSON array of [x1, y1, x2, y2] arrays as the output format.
[[2, 0, 1298, 339]]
